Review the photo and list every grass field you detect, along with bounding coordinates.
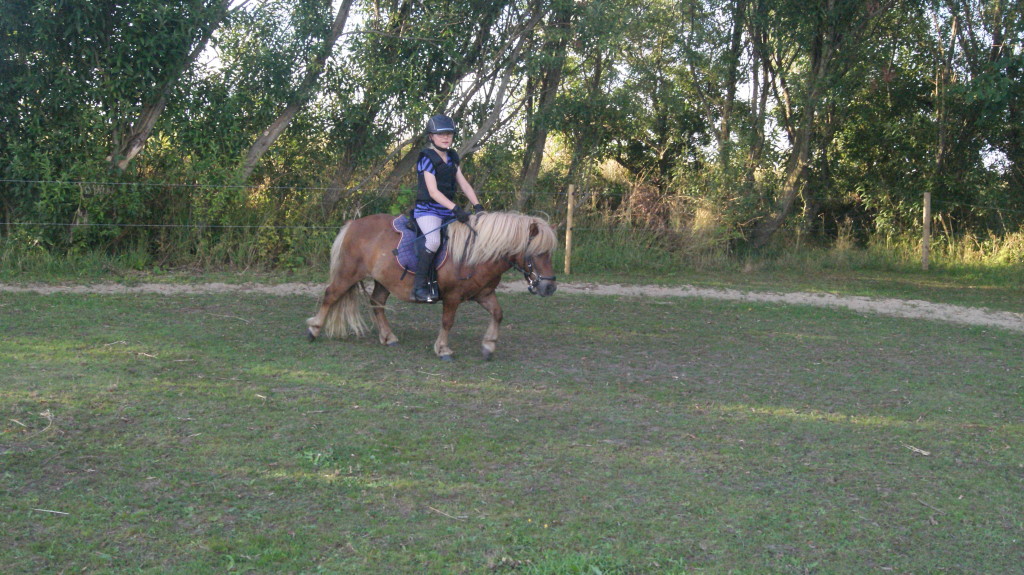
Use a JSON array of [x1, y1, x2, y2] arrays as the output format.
[[2, 280, 1023, 574]]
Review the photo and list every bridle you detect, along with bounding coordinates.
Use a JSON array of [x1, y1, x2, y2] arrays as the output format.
[[509, 254, 557, 294]]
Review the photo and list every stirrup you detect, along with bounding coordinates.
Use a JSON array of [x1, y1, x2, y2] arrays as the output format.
[[413, 287, 437, 303]]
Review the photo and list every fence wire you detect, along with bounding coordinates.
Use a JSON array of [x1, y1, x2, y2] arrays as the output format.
[[3, 178, 1023, 235]]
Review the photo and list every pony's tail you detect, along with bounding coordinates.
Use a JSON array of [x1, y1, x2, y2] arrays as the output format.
[[314, 223, 369, 338], [320, 284, 368, 338]]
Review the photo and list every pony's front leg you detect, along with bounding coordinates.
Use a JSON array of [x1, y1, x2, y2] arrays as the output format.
[[475, 292, 503, 361], [433, 298, 460, 361], [370, 281, 398, 346]]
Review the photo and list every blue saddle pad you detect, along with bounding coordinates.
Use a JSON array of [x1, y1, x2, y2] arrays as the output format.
[[392, 215, 449, 272]]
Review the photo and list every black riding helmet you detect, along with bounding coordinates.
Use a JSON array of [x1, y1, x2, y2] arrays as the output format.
[[425, 114, 456, 136]]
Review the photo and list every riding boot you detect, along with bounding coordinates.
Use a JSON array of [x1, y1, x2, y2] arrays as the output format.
[[412, 245, 437, 302]]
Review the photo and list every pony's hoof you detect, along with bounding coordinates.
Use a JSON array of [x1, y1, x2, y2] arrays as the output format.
[[439, 354, 455, 362], [387, 341, 399, 347], [306, 328, 317, 342], [482, 349, 494, 361]]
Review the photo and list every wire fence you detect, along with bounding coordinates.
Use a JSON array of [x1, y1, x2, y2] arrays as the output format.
[[2, 178, 1023, 235], [0, 178, 575, 197], [0, 178, 589, 234], [4, 221, 342, 231]]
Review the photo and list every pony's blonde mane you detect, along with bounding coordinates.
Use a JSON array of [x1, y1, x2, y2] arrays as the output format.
[[447, 211, 557, 267]]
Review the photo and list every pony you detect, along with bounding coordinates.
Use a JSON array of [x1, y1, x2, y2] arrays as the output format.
[[306, 211, 558, 361]]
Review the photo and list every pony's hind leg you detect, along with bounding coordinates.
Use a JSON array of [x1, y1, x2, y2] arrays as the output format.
[[306, 282, 341, 339], [307, 217, 396, 341], [306, 266, 369, 340], [306, 277, 356, 340], [370, 281, 398, 346]]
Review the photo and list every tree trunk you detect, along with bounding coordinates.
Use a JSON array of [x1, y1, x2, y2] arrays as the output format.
[[748, 115, 815, 248], [566, 49, 607, 185], [744, 28, 771, 190], [1006, 60, 1024, 200], [460, 38, 525, 155], [368, 3, 539, 207], [321, 153, 356, 218], [113, 97, 169, 171], [518, 71, 562, 209], [749, 12, 835, 248], [718, 0, 748, 169], [377, 145, 422, 195], [931, 15, 959, 201]]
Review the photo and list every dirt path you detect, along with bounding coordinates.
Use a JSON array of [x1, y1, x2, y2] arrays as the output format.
[[3, 281, 1023, 333]]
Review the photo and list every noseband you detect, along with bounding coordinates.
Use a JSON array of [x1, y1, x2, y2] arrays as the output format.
[[509, 255, 557, 294]]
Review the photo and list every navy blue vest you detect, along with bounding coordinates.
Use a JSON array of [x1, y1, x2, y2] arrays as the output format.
[[416, 148, 460, 204]]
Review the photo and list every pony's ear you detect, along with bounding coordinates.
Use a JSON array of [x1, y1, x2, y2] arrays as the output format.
[[529, 222, 539, 238]]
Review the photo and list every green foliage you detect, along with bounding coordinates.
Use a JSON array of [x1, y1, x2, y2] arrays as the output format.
[[387, 186, 417, 215], [2, 0, 1023, 266]]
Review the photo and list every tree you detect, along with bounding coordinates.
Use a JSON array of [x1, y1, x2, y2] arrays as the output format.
[[110, 0, 239, 171], [935, 0, 1024, 214], [365, 0, 538, 199], [518, 0, 577, 209], [237, 0, 354, 182], [608, 0, 710, 192], [748, 0, 893, 248], [551, 0, 634, 185]]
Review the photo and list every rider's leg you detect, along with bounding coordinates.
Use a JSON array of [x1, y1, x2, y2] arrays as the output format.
[[412, 215, 442, 302]]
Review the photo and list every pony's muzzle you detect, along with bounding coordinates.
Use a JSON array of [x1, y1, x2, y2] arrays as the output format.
[[534, 280, 557, 297]]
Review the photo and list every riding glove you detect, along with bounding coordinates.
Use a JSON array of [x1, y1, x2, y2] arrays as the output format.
[[453, 205, 471, 223]]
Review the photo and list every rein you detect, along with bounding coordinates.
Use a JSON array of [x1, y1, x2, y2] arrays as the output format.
[[415, 218, 456, 244], [455, 219, 478, 280]]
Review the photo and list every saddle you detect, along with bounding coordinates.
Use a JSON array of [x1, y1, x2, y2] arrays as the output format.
[[391, 215, 449, 272]]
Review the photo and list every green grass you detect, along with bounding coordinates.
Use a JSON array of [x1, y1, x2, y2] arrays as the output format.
[[2, 285, 1023, 573]]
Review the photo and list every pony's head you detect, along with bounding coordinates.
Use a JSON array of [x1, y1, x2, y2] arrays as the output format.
[[448, 212, 558, 296]]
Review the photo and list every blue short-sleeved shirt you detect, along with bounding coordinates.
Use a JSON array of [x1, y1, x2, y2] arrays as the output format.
[[414, 154, 456, 218]]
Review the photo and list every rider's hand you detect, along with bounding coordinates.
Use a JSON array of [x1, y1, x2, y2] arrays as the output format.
[[473, 203, 485, 214], [453, 205, 471, 223]]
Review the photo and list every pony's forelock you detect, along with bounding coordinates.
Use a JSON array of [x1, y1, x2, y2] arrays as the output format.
[[448, 212, 556, 266]]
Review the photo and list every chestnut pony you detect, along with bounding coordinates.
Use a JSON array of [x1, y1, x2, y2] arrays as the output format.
[[306, 211, 558, 360]]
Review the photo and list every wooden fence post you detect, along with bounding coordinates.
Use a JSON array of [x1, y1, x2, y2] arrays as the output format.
[[922, 192, 931, 271], [564, 184, 575, 275]]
